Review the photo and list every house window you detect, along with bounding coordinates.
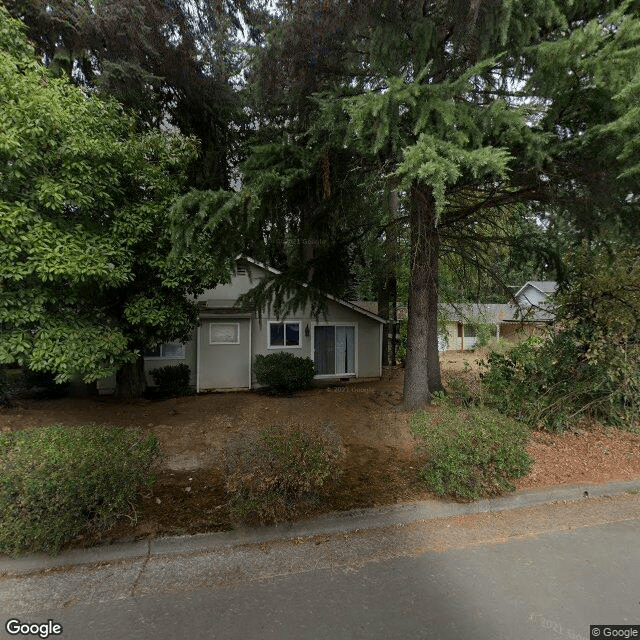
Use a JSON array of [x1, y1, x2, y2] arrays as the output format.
[[314, 325, 356, 376], [144, 343, 186, 359], [210, 323, 240, 344], [464, 325, 476, 338], [268, 321, 301, 348]]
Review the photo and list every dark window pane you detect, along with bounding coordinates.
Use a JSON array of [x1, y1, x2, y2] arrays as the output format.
[[144, 346, 161, 358], [162, 343, 185, 358], [285, 323, 300, 346], [314, 326, 335, 375], [270, 323, 284, 346]]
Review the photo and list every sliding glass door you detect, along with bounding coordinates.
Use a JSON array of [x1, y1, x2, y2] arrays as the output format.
[[313, 325, 355, 376]]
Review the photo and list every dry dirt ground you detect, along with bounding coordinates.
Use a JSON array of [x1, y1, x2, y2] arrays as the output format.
[[1, 351, 639, 546]]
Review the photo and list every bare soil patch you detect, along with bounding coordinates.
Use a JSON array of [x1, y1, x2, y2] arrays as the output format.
[[1, 359, 639, 547]]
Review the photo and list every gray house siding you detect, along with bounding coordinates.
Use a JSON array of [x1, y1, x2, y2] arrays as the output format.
[[98, 259, 383, 394], [249, 299, 382, 385]]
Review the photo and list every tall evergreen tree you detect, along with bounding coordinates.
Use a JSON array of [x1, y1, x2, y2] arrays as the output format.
[[330, 0, 640, 406], [172, 0, 640, 408], [4, 0, 271, 189]]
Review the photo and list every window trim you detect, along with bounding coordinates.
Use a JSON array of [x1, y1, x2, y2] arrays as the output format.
[[209, 322, 240, 345], [267, 320, 302, 349], [311, 322, 358, 378], [144, 342, 186, 360]]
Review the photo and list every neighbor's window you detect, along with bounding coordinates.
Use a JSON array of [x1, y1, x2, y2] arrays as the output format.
[[144, 343, 186, 359], [210, 323, 240, 344], [268, 321, 301, 347]]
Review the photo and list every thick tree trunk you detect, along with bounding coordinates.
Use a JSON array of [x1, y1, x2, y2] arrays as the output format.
[[387, 189, 399, 366], [115, 356, 146, 399], [390, 271, 398, 366], [403, 183, 443, 409], [378, 279, 390, 366]]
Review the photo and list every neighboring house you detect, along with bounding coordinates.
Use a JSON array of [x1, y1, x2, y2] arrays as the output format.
[[98, 257, 386, 394], [393, 280, 557, 352], [514, 280, 558, 310], [439, 280, 557, 351]]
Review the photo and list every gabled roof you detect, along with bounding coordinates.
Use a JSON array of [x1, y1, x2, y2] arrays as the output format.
[[514, 280, 558, 299], [239, 256, 387, 324]]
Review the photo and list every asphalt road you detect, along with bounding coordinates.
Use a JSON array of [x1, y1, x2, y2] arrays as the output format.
[[2, 494, 640, 640]]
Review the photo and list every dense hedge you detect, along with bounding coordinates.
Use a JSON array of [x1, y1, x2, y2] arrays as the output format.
[[254, 352, 316, 393], [0, 424, 161, 556]]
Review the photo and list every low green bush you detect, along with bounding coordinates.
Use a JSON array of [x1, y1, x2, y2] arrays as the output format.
[[480, 330, 639, 431], [149, 363, 192, 397], [23, 369, 69, 399], [0, 370, 11, 407], [411, 403, 532, 501], [469, 322, 494, 349], [0, 424, 161, 556], [254, 352, 316, 393], [224, 423, 345, 524]]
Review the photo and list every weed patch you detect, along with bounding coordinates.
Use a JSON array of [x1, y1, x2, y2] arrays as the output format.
[[224, 423, 345, 524]]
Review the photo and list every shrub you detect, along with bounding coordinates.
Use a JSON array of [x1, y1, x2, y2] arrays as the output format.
[[481, 328, 639, 432], [0, 424, 161, 556], [411, 403, 532, 501], [23, 369, 69, 399], [482, 246, 640, 432], [253, 352, 315, 393], [470, 322, 494, 349], [224, 423, 345, 524], [149, 363, 192, 397], [0, 370, 11, 407]]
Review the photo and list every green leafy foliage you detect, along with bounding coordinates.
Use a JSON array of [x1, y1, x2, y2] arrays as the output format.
[[0, 7, 235, 392], [149, 364, 192, 398], [254, 352, 316, 393], [482, 245, 640, 431], [0, 425, 161, 556], [411, 403, 532, 501], [224, 423, 345, 524], [468, 322, 495, 350]]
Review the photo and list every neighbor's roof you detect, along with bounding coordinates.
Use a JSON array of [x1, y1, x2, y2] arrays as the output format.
[[515, 280, 558, 298], [439, 302, 554, 323], [351, 301, 379, 316], [237, 257, 387, 323]]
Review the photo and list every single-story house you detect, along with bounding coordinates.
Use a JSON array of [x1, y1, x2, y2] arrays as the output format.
[[98, 257, 386, 393], [439, 280, 557, 351], [390, 280, 557, 352]]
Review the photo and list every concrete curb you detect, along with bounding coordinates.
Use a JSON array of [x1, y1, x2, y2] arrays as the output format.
[[3, 479, 640, 576]]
